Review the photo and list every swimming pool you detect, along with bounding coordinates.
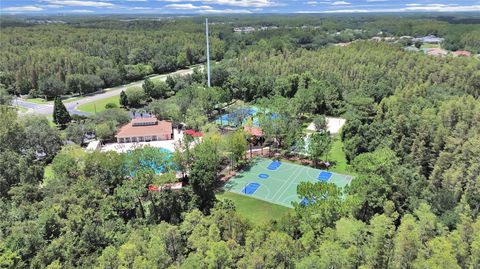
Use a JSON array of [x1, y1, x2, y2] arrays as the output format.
[[125, 147, 173, 175]]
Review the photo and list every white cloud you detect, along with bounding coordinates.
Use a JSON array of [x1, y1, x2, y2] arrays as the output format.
[[1, 5, 45, 12], [161, 0, 278, 8], [43, 4, 63, 8], [44, 0, 115, 7], [318, 4, 480, 13], [306, 1, 330, 5], [331, 1, 351, 5], [165, 3, 213, 9], [366, 0, 387, 2], [68, 9, 95, 12], [199, 8, 252, 13]]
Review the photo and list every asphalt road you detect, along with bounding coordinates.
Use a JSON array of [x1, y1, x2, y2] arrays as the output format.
[[14, 67, 198, 116]]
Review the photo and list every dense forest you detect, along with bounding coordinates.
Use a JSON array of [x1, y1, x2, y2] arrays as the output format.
[[1, 14, 480, 99], [1, 15, 480, 268]]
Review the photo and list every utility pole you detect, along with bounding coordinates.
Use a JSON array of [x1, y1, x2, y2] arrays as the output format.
[[205, 18, 211, 87]]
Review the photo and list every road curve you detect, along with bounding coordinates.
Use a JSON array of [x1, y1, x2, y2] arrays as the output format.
[[15, 66, 199, 116]]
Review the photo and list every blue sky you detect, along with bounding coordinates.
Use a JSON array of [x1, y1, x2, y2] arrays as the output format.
[[1, 0, 479, 14]]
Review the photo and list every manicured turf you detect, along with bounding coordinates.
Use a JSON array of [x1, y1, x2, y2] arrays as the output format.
[[324, 138, 356, 176], [15, 106, 28, 113], [24, 98, 52, 104], [225, 158, 353, 208], [216, 192, 291, 225], [76, 95, 121, 113], [42, 164, 55, 187]]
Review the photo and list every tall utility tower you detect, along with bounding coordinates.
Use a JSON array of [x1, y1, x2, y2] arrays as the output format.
[[205, 18, 211, 87]]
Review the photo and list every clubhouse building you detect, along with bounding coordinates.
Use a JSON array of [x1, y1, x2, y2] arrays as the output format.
[[115, 117, 173, 143]]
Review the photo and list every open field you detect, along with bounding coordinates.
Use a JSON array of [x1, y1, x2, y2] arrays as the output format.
[[76, 95, 121, 114], [216, 191, 291, 225]]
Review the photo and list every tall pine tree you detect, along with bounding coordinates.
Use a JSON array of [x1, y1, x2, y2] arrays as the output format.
[[53, 97, 71, 128], [142, 78, 155, 99], [120, 90, 128, 108]]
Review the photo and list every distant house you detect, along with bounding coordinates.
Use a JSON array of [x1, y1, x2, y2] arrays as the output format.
[[426, 48, 448, 57], [335, 42, 351, 47], [452, 50, 472, 57], [115, 117, 173, 143], [233, 26, 255, 33], [413, 35, 444, 44]]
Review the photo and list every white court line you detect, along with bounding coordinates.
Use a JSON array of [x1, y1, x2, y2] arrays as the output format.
[[271, 164, 303, 202], [280, 194, 301, 206], [257, 183, 272, 200], [274, 164, 309, 203]]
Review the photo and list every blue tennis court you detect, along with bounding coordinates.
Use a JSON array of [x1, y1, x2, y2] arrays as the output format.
[[225, 158, 354, 208], [215, 107, 259, 126], [258, 173, 269, 179], [267, 160, 282, 170], [317, 171, 332, 182], [242, 182, 261, 195], [300, 197, 311, 206]]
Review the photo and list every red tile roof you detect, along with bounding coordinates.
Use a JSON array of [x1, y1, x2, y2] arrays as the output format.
[[131, 117, 158, 124], [427, 48, 448, 56], [452, 50, 471, 57], [244, 126, 263, 137], [184, 129, 203, 137], [116, 118, 172, 138]]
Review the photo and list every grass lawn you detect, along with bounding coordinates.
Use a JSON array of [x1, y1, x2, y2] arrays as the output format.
[[15, 106, 28, 113], [421, 43, 440, 49], [24, 98, 52, 104], [63, 96, 86, 103], [45, 116, 57, 127], [216, 191, 291, 225], [323, 137, 356, 176], [42, 164, 55, 187], [77, 95, 121, 114]]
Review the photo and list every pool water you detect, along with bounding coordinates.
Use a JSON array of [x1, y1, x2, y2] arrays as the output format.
[[126, 148, 173, 175]]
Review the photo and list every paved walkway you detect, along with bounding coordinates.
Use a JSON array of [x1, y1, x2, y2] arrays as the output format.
[[14, 67, 198, 116]]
